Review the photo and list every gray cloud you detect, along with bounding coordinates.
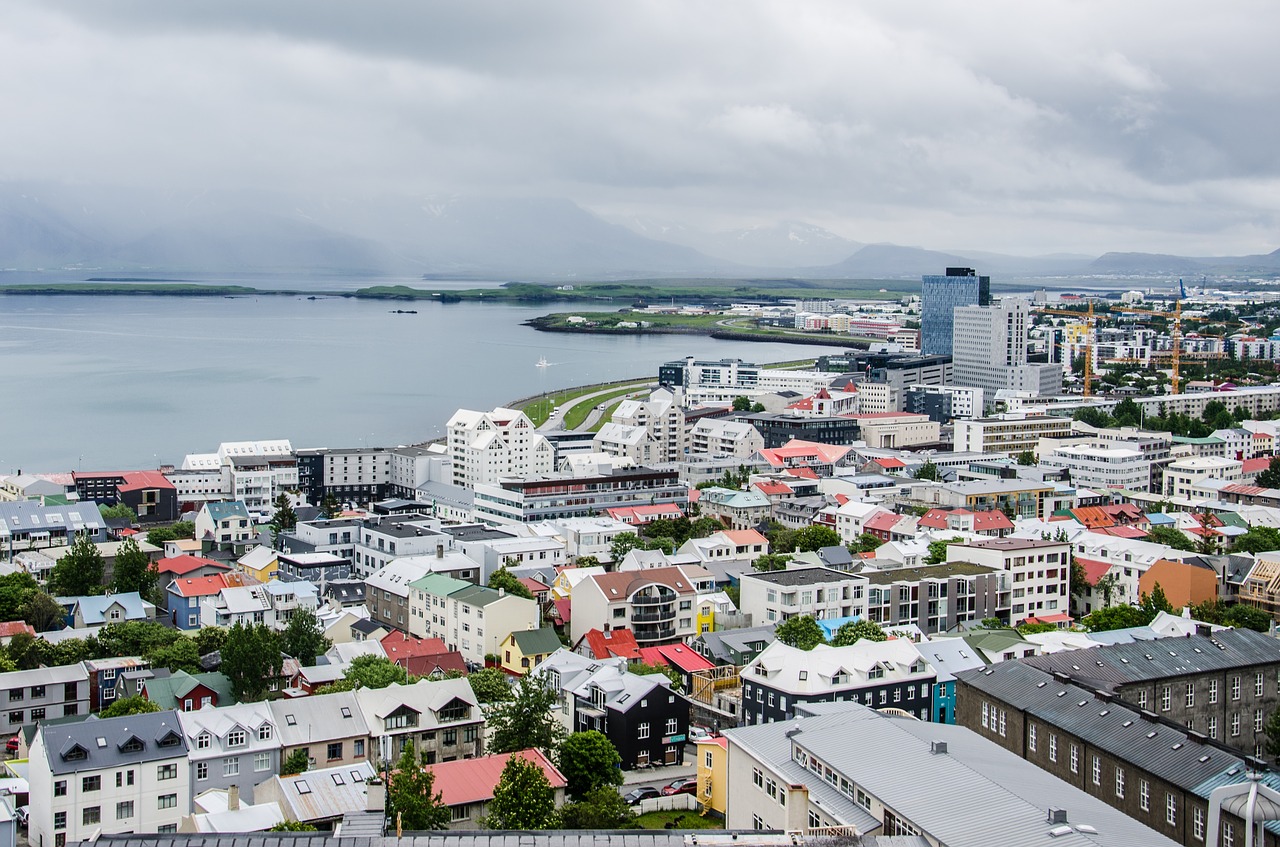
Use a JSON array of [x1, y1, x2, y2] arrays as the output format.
[[2, 0, 1278, 255]]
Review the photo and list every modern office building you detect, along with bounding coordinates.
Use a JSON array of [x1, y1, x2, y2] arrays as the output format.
[[952, 298, 1063, 400], [921, 267, 990, 356]]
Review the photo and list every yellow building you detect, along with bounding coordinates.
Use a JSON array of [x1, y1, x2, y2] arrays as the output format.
[[499, 627, 563, 676], [695, 736, 728, 817], [549, 565, 605, 601], [696, 598, 717, 634], [236, 545, 278, 582]]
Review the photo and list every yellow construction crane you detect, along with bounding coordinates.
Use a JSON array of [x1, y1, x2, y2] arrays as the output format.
[[1035, 301, 1097, 398]]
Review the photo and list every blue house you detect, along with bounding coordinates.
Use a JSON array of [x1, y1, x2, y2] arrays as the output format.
[[915, 637, 988, 724], [60, 592, 156, 629], [166, 575, 229, 630]]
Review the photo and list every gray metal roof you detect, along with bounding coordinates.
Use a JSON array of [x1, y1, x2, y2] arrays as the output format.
[[741, 566, 858, 586], [37, 709, 188, 775], [1024, 627, 1280, 690], [91, 833, 804, 847], [955, 661, 1250, 791], [726, 701, 1182, 847]]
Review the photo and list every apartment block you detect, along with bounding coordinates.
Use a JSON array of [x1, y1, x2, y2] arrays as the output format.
[[569, 565, 715, 645], [738, 567, 868, 626], [447, 407, 554, 490], [946, 538, 1070, 626]]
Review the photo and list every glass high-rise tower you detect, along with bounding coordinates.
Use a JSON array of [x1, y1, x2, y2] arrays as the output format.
[[920, 267, 990, 356]]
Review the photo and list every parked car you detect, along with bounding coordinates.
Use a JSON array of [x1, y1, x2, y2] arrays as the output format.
[[5, 736, 17, 754], [15, 806, 28, 828], [688, 725, 713, 741], [623, 786, 662, 806], [661, 778, 699, 796]]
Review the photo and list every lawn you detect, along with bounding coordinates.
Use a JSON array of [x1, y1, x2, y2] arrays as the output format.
[[562, 385, 647, 430], [634, 810, 723, 830], [590, 397, 628, 432], [519, 378, 650, 427]]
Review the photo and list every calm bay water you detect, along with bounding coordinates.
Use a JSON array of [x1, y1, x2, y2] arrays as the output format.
[[0, 281, 851, 473]]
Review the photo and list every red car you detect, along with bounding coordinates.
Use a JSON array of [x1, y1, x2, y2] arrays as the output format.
[[5, 737, 18, 754], [661, 778, 698, 796]]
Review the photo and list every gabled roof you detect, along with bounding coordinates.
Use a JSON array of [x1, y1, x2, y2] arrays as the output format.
[[156, 555, 229, 576], [269, 691, 369, 747], [509, 627, 563, 656], [422, 749, 566, 807], [1076, 556, 1114, 586], [170, 574, 233, 598], [38, 709, 187, 774], [753, 481, 794, 497], [863, 511, 903, 533], [638, 643, 715, 674], [0, 621, 35, 639], [203, 501, 251, 522], [71, 592, 154, 624], [379, 632, 449, 663], [577, 628, 642, 660]]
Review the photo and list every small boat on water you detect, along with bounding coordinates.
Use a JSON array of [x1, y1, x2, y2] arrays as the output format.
[[536, 356, 550, 368]]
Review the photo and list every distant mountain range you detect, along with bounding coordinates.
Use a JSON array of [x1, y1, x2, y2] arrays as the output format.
[[0, 182, 1277, 282]]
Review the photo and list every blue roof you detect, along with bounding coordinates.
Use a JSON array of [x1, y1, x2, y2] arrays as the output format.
[[204, 501, 250, 521], [816, 615, 862, 640], [71, 592, 152, 625], [1145, 512, 1177, 525]]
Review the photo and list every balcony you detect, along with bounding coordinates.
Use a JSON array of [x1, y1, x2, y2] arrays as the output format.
[[631, 606, 676, 623], [634, 624, 677, 643], [632, 592, 677, 606]]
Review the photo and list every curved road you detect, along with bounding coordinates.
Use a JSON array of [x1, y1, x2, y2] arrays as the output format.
[[538, 382, 656, 432]]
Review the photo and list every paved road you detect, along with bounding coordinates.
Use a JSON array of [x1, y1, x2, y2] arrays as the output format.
[[538, 382, 655, 433]]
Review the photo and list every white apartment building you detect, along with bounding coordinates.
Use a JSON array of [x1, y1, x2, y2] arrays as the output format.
[[1040, 444, 1154, 492], [30, 710, 191, 846], [174, 440, 297, 512], [389, 444, 452, 497], [906, 384, 983, 419], [946, 538, 1070, 625], [407, 572, 540, 665], [199, 584, 276, 629], [689, 418, 764, 457], [738, 567, 869, 625], [569, 565, 715, 645], [447, 407, 555, 489], [1164, 456, 1243, 499], [176, 702, 279, 803], [854, 382, 898, 414], [609, 388, 687, 463], [953, 413, 1074, 456], [953, 299, 1062, 398], [354, 517, 451, 578], [529, 516, 633, 562]]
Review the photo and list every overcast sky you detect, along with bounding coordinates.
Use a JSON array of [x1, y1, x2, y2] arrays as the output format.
[[3, 1, 1278, 256]]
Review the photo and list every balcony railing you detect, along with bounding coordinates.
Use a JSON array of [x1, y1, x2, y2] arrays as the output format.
[[634, 625, 677, 642], [632, 593, 677, 606], [632, 606, 676, 623]]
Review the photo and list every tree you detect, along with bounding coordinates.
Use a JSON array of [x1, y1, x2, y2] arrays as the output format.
[[487, 674, 566, 755], [0, 572, 39, 622], [1015, 450, 1037, 466], [221, 622, 284, 702], [48, 534, 105, 596], [849, 533, 883, 554], [609, 532, 642, 564], [1083, 604, 1148, 632], [280, 748, 310, 776], [467, 667, 513, 703], [19, 590, 65, 632], [319, 495, 343, 520], [110, 537, 157, 598], [482, 753, 557, 830], [831, 619, 886, 646], [574, 555, 600, 568], [269, 494, 298, 536], [1223, 604, 1272, 632], [94, 620, 181, 659], [732, 396, 753, 412], [488, 566, 534, 600], [1112, 398, 1143, 428], [1266, 707, 1280, 761], [1072, 407, 1113, 429], [977, 617, 1010, 629], [387, 746, 450, 831], [627, 660, 682, 692], [753, 553, 792, 572], [147, 637, 203, 674], [1230, 526, 1280, 555], [925, 537, 962, 565], [99, 503, 137, 523], [280, 609, 331, 665], [1139, 584, 1175, 620], [171, 520, 195, 538], [688, 516, 725, 539], [194, 626, 228, 656], [1069, 557, 1088, 599], [557, 731, 623, 800], [794, 525, 840, 553], [1258, 457, 1280, 490], [269, 821, 317, 832], [912, 461, 940, 481], [1145, 525, 1197, 552], [101, 695, 161, 718], [774, 615, 825, 651], [145, 526, 177, 547], [1095, 573, 1121, 608], [556, 786, 636, 829], [320, 655, 409, 693], [750, 402, 766, 413]]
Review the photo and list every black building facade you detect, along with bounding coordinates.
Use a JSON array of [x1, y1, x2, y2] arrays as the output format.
[[739, 413, 861, 449], [575, 681, 691, 769]]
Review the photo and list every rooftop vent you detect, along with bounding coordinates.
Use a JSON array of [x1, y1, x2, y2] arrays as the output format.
[[930, 741, 948, 755], [1047, 809, 1068, 824]]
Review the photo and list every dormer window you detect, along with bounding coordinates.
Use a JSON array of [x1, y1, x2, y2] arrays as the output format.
[[196, 732, 211, 750], [63, 744, 88, 761], [119, 737, 144, 754], [591, 686, 606, 709], [226, 729, 247, 747], [157, 731, 182, 748], [258, 724, 273, 741]]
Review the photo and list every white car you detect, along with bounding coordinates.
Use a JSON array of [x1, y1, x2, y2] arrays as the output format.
[[688, 725, 713, 741]]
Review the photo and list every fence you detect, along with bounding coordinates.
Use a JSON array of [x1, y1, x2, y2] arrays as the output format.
[[636, 793, 701, 815]]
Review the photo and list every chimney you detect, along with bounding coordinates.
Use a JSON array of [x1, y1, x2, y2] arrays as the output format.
[[436, 543, 444, 559], [365, 777, 386, 812], [227, 785, 240, 811]]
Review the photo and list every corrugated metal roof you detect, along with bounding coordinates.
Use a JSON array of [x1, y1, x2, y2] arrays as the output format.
[[956, 661, 1248, 791]]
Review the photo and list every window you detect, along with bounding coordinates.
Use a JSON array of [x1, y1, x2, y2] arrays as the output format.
[[666, 718, 678, 736], [83, 775, 101, 792], [1209, 679, 1218, 704], [753, 768, 763, 788], [226, 729, 247, 747], [7, 712, 20, 725], [196, 733, 211, 750], [1209, 716, 1218, 739], [54, 780, 66, 797], [1166, 793, 1176, 826], [1232, 675, 1241, 701], [116, 801, 134, 820], [8, 689, 21, 702], [54, 812, 66, 831], [354, 739, 365, 757], [1115, 767, 1125, 799], [159, 794, 178, 810], [328, 742, 343, 761], [1048, 734, 1057, 763], [1225, 821, 1236, 847], [197, 761, 208, 780], [998, 711, 1006, 737], [1186, 683, 1195, 708], [1232, 712, 1241, 737], [255, 752, 271, 772], [1258, 710, 1266, 733], [1137, 689, 1148, 709], [1193, 807, 1204, 841], [31, 707, 45, 721], [1139, 779, 1150, 812], [1160, 685, 1171, 712], [259, 724, 273, 741], [1070, 744, 1078, 774], [705, 750, 713, 768], [1091, 755, 1100, 785], [443, 728, 457, 746], [223, 757, 239, 777], [450, 804, 471, 822], [157, 763, 177, 780], [1029, 722, 1037, 752], [638, 723, 650, 739], [982, 702, 990, 729], [84, 807, 101, 826], [1257, 672, 1265, 698]]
